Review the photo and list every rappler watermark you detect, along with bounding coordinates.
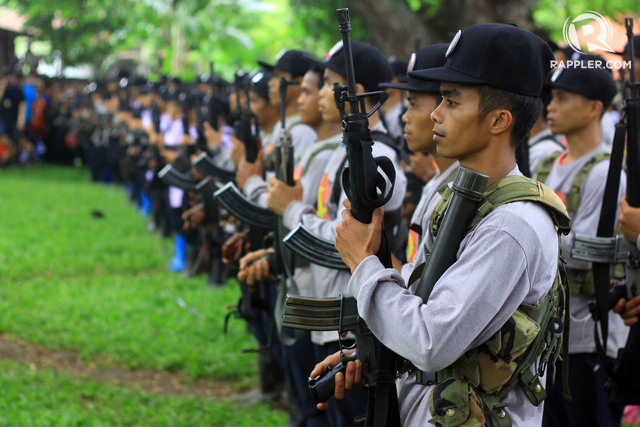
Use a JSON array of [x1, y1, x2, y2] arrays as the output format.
[[551, 59, 632, 70], [563, 11, 615, 54]]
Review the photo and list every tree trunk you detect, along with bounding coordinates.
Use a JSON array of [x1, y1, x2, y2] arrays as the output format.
[[345, 0, 538, 59]]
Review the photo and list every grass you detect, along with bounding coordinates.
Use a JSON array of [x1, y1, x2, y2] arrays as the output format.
[[0, 165, 285, 425], [0, 360, 287, 427]]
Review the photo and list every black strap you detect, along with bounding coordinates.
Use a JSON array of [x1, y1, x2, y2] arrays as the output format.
[[592, 124, 626, 380]]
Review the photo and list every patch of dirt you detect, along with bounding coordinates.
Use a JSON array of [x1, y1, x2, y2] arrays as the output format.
[[0, 333, 245, 399]]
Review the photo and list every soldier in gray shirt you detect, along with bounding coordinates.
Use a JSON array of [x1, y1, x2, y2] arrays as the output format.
[[314, 24, 568, 426], [535, 56, 626, 427]]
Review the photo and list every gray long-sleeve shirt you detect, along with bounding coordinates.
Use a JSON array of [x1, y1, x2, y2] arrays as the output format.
[[348, 166, 558, 426]]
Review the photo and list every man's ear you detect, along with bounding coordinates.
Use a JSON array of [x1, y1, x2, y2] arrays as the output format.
[[355, 83, 365, 94], [588, 100, 604, 120], [488, 109, 513, 136]]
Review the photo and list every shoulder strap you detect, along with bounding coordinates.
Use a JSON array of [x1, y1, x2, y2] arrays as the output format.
[[300, 140, 341, 178], [566, 152, 610, 214], [535, 151, 563, 183], [529, 135, 564, 150], [470, 175, 571, 233], [371, 130, 400, 155]]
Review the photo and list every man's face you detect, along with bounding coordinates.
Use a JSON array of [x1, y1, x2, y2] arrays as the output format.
[[298, 71, 323, 127], [268, 69, 299, 108], [546, 88, 595, 135], [402, 91, 439, 154], [318, 68, 345, 124], [249, 91, 276, 129], [430, 83, 491, 162]]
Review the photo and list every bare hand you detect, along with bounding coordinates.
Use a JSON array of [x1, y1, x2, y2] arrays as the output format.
[[309, 349, 363, 410], [238, 249, 273, 287], [222, 232, 250, 262], [613, 295, 640, 326], [204, 121, 222, 148], [236, 150, 264, 189], [335, 201, 383, 273], [230, 136, 245, 165], [267, 177, 303, 216], [619, 196, 640, 245], [181, 204, 205, 230]]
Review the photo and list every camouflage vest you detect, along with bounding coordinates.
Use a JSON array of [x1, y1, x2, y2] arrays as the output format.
[[536, 151, 611, 297], [425, 176, 571, 427]]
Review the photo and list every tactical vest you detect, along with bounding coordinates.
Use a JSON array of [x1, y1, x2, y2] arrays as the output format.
[[424, 176, 571, 427], [536, 151, 611, 297]]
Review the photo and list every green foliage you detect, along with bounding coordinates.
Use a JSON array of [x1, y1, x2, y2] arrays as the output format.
[[0, 360, 287, 426], [532, 0, 640, 43], [0, 166, 258, 379]]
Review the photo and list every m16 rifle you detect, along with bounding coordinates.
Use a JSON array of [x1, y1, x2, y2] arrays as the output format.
[[281, 65, 350, 270], [571, 17, 640, 405], [233, 71, 260, 163], [283, 9, 402, 426]]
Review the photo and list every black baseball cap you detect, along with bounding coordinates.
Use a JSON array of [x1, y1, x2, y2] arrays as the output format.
[[258, 50, 314, 78], [389, 56, 409, 82], [321, 40, 392, 92], [546, 54, 617, 109], [380, 44, 448, 94], [248, 68, 273, 102], [409, 23, 555, 97]]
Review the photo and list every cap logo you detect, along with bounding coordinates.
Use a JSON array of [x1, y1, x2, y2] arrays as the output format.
[[275, 49, 286, 61], [550, 66, 564, 82], [408, 53, 416, 72], [326, 40, 343, 59], [251, 71, 264, 83], [445, 30, 462, 57]]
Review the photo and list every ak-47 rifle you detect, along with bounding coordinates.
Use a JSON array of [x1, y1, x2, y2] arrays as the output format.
[[571, 17, 640, 405], [283, 9, 401, 427]]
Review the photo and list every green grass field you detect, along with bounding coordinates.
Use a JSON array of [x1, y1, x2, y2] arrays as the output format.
[[0, 165, 287, 426]]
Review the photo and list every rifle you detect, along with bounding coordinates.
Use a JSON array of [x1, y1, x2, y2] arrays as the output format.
[[233, 72, 260, 163], [158, 164, 199, 192], [571, 17, 640, 405], [284, 9, 401, 426]]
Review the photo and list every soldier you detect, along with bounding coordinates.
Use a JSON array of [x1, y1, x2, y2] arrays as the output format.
[[236, 50, 317, 206], [239, 62, 343, 427], [536, 57, 627, 427], [382, 56, 409, 143], [378, 44, 458, 265], [316, 23, 571, 426]]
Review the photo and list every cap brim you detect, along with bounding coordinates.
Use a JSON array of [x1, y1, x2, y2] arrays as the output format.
[[257, 60, 275, 72], [409, 66, 485, 86], [380, 78, 440, 93]]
